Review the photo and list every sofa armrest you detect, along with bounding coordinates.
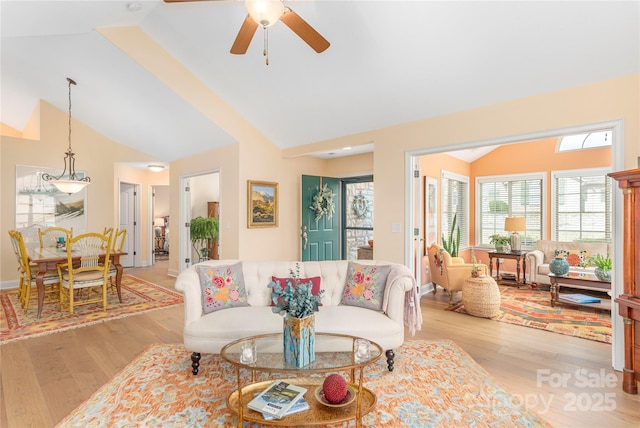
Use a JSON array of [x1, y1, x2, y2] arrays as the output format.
[[526, 250, 544, 283], [384, 274, 414, 326], [174, 267, 204, 326]]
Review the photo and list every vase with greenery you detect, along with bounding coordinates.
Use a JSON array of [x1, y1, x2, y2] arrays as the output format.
[[489, 234, 510, 252], [590, 253, 612, 282], [268, 263, 324, 367], [189, 216, 219, 262], [442, 213, 461, 257]]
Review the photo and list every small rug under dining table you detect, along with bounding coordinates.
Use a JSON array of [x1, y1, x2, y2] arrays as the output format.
[[0, 275, 183, 344], [56, 340, 549, 427]]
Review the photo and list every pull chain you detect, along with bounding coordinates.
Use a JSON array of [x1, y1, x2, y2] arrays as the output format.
[[263, 26, 269, 65]]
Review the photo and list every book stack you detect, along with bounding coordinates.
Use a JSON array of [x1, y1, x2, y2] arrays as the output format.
[[248, 380, 308, 420], [559, 294, 601, 304]]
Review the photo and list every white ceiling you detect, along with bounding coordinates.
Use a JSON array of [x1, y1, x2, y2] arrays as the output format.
[[1, 1, 638, 162]]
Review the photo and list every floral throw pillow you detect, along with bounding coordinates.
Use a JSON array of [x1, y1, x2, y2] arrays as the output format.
[[196, 263, 249, 314], [340, 262, 390, 311], [554, 249, 590, 268], [270, 276, 322, 307]]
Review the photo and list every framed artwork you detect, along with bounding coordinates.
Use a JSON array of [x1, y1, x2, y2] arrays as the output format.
[[247, 180, 279, 228], [425, 177, 438, 249], [15, 165, 87, 247]]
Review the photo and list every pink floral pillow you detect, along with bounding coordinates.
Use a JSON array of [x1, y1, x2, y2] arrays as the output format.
[[196, 263, 249, 314], [340, 262, 390, 311]]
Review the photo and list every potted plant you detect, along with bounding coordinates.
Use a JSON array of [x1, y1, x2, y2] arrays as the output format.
[[590, 253, 612, 282], [268, 264, 324, 367], [442, 213, 461, 257], [489, 234, 510, 252], [189, 216, 219, 262], [470, 250, 481, 278]]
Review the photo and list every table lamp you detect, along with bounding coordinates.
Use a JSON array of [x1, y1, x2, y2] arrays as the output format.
[[504, 217, 526, 251]]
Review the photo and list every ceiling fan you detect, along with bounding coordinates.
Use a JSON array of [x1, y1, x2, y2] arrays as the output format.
[[164, 0, 330, 58]]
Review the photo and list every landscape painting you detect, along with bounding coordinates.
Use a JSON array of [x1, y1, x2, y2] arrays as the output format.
[[247, 180, 278, 228]]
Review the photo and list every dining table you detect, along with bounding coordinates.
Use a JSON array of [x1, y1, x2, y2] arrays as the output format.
[[26, 247, 127, 318]]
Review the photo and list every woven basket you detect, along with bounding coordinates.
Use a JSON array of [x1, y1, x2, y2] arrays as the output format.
[[462, 276, 501, 318]]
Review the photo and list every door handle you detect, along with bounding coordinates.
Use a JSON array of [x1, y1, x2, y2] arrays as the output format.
[[301, 225, 308, 250]]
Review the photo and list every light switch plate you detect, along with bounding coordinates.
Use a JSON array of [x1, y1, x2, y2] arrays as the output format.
[[391, 223, 401, 233]]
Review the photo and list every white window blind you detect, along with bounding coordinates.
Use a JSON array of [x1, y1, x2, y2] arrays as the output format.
[[552, 168, 612, 242], [441, 171, 469, 250], [477, 173, 544, 247]]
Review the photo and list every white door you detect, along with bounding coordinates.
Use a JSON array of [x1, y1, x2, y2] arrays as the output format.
[[119, 183, 136, 267]]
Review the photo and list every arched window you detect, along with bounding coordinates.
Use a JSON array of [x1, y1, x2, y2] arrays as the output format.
[[557, 131, 611, 152]]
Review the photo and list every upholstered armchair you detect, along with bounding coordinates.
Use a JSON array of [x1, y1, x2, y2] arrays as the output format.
[[427, 244, 488, 305]]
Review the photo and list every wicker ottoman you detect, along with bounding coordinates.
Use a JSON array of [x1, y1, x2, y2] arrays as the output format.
[[462, 275, 501, 318]]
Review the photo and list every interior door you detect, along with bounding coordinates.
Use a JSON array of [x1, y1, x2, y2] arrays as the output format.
[[119, 183, 135, 267], [301, 175, 340, 261]]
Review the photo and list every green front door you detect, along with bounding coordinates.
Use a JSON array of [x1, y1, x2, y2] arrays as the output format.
[[301, 175, 340, 261]]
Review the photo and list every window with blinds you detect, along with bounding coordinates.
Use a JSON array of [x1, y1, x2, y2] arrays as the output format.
[[552, 168, 612, 242], [477, 173, 544, 247], [441, 171, 469, 250]]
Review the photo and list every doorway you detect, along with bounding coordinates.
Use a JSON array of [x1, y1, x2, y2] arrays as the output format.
[[152, 185, 169, 263], [406, 119, 624, 371], [179, 170, 220, 272], [342, 176, 374, 260]]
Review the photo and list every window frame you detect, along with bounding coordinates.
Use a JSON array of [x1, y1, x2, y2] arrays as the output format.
[[440, 170, 469, 251], [475, 172, 546, 249], [551, 167, 613, 243]]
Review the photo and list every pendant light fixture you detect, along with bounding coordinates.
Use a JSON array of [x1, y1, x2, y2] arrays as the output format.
[[43, 77, 91, 194]]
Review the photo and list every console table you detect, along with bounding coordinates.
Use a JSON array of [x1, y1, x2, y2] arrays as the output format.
[[488, 250, 528, 286]]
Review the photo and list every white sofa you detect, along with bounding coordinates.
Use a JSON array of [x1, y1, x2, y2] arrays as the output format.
[[526, 240, 611, 286], [174, 259, 418, 374]]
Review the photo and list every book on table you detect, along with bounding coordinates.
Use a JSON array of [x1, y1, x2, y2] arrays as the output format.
[[247, 380, 307, 419], [258, 395, 310, 420], [559, 293, 601, 304]]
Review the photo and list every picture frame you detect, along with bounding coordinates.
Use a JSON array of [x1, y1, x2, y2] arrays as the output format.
[[247, 180, 279, 228], [425, 177, 438, 249]]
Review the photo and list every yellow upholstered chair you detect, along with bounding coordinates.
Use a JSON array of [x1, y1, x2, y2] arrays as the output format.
[[427, 244, 487, 305], [8, 230, 60, 313], [58, 232, 113, 314], [38, 226, 73, 248], [107, 228, 127, 291]]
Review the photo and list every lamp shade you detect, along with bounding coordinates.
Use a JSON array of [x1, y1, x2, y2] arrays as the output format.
[[49, 179, 89, 195], [154, 217, 165, 227], [245, 0, 284, 27], [504, 217, 526, 232]]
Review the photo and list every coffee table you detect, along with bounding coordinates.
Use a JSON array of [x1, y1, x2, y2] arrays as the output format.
[[548, 272, 612, 311], [220, 332, 383, 427]]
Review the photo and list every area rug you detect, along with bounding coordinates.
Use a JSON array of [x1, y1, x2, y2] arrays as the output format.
[[0, 275, 183, 344], [449, 286, 611, 344], [56, 340, 549, 427]]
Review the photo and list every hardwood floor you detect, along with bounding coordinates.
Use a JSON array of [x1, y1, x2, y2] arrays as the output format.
[[1, 263, 638, 427]]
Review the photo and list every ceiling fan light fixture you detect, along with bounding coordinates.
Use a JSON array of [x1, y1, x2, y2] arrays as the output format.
[[245, 0, 284, 27]]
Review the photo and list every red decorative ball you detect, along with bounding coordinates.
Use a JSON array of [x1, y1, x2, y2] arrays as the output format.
[[322, 374, 348, 404]]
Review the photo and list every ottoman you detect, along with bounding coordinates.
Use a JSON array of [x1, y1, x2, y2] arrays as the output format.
[[462, 275, 501, 318]]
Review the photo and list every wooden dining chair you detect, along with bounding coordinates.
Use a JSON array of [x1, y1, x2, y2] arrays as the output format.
[[58, 232, 113, 314], [8, 230, 60, 313], [108, 228, 127, 292], [38, 226, 73, 248]]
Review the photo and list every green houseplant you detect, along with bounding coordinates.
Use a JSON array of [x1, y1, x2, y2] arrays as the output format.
[[442, 213, 461, 257], [189, 216, 219, 261], [590, 253, 612, 282], [489, 234, 510, 252]]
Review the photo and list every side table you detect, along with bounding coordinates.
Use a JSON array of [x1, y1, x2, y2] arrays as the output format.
[[462, 275, 501, 318], [487, 250, 528, 286]]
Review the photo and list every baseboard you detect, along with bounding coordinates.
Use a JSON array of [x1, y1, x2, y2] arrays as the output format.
[[420, 282, 434, 296], [0, 280, 19, 291]]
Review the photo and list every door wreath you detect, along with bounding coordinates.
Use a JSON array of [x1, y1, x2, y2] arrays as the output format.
[[309, 184, 335, 222]]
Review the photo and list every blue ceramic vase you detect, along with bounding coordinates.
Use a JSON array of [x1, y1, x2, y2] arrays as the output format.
[[549, 257, 570, 276]]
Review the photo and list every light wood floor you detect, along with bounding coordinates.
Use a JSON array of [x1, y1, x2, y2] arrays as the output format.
[[1, 262, 638, 427]]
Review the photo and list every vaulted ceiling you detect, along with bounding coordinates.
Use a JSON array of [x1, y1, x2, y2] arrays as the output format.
[[1, 1, 638, 162]]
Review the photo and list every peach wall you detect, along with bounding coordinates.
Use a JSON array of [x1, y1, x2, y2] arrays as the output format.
[[309, 74, 639, 265]]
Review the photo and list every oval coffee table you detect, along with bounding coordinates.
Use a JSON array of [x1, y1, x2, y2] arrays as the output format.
[[221, 332, 383, 427]]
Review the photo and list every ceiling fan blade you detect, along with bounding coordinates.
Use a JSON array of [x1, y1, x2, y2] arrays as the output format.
[[230, 15, 259, 55], [280, 8, 330, 53]]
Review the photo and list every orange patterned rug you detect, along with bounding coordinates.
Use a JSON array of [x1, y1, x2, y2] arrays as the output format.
[[56, 341, 549, 427], [0, 275, 183, 344], [449, 286, 611, 344]]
